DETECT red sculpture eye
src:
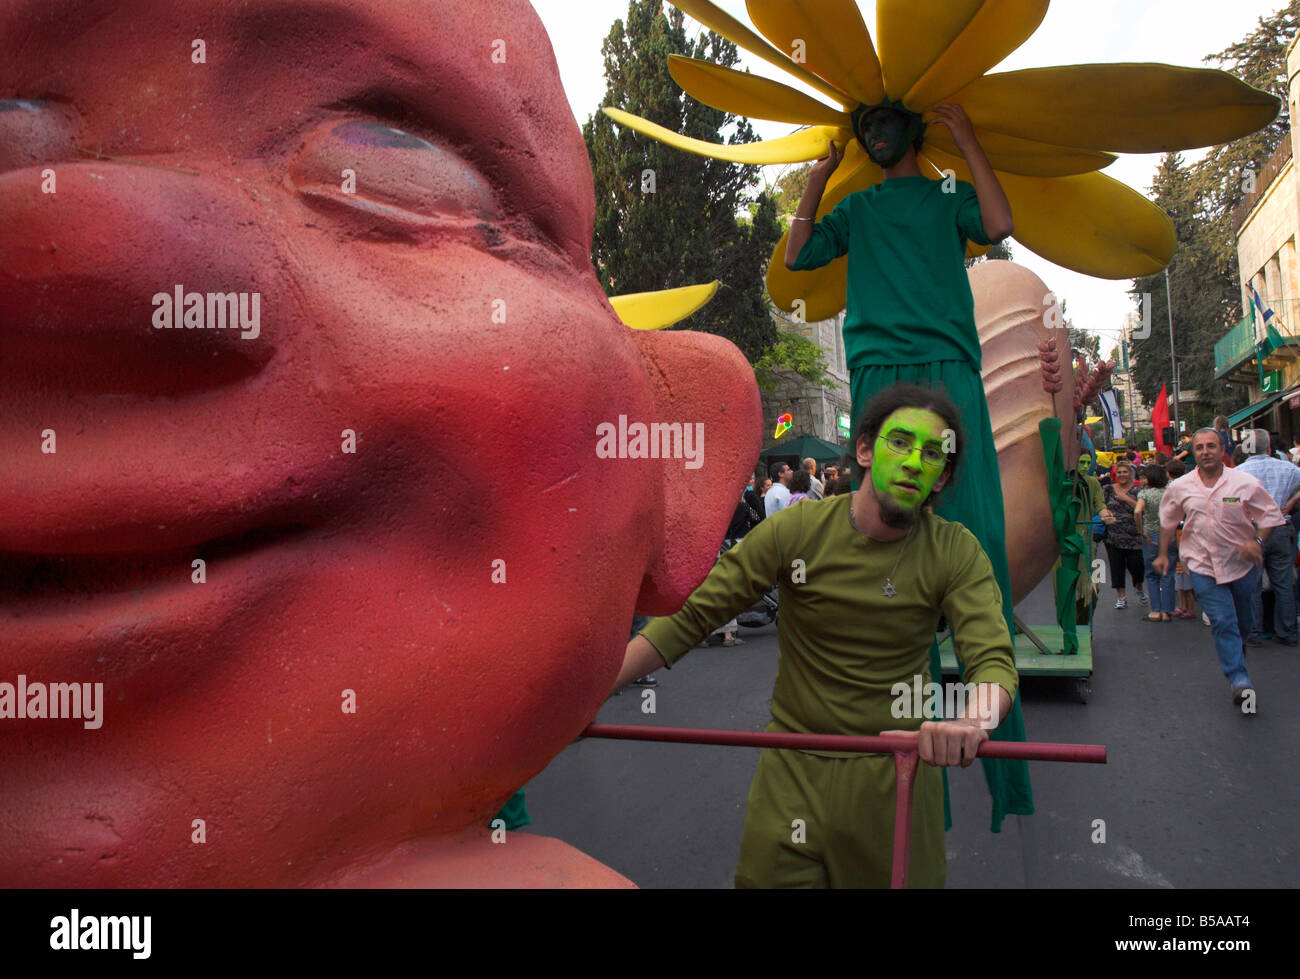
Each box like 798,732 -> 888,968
289,119 -> 500,226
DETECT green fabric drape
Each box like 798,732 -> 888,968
1038,419 -> 1087,655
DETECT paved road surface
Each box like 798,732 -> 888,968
524,574 -> 1299,887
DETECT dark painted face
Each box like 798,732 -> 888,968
858,108 -> 912,168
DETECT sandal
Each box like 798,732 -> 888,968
724,636 -> 745,647
1142,613 -> 1165,623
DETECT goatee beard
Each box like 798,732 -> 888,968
872,481 -> 917,529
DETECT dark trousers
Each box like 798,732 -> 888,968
1105,542 -> 1144,591
1250,524 -> 1298,641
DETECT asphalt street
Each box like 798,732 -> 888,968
524,573 -> 1299,888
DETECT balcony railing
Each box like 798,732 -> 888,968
1214,314 -> 1258,378
1231,138 -> 1293,233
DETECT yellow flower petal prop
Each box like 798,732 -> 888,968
767,236 -> 850,322
745,0 -> 884,106
822,136 -> 874,195
603,107 -> 848,164
610,281 -> 720,330
948,64 -> 1280,152
921,146 -> 1176,278
879,0 -> 1049,110
922,124 -> 1115,177
668,0 -> 853,108
667,55 -> 849,127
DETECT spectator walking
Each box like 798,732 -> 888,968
1154,428 -> 1286,711
765,462 -> 793,518
1162,460 -> 1196,619
1100,460 -> 1145,609
1236,429 -> 1300,646
1134,465 -> 1173,622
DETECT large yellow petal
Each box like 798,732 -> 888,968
766,233 -> 849,322
668,0 -> 853,107
766,149 -> 884,318
921,146 -> 1176,278
610,282 -> 720,330
878,0 -> 982,99
603,107 -> 849,163
948,64 -> 1280,152
882,0 -> 1049,109
922,124 -> 1115,177
745,0 -> 884,106
668,55 -> 849,127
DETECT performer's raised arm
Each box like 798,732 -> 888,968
784,140 -> 843,269
931,104 -> 1013,242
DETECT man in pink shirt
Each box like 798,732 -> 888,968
1154,428 -> 1284,712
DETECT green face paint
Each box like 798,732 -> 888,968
871,408 -> 948,511
1078,454 -> 1093,474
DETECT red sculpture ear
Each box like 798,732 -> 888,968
627,329 -> 762,615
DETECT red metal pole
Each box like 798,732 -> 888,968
582,723 -> 1107,764
581,723 -> 1107,888
891,749 -> 919,889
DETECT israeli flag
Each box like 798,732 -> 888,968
1099,388 -> 1124,440
1250,283 -> 1276,329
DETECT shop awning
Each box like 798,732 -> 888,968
1228,388 -> 1291,427
759,433 -> 847,464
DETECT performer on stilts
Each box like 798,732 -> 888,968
785,102 -> 1033,832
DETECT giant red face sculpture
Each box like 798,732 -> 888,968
0,0 -> 760,886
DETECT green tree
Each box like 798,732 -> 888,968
752,329 -> 834,393
772,163 -> 810,219
1193,0 -> 1297,239
1130,153 -> 1244,418
583,0 -> 783,362
964,238 -> 1013,268
1067,327 -> 1101,362
1128,3 -> 1297,420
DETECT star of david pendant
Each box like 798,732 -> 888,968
882,579 -> 897,599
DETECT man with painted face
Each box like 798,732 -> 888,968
613,384 -> 1017,887
782,100 -> 1030,834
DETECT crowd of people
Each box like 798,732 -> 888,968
1087,424 -> 1300,709
715,415 -> 1300,715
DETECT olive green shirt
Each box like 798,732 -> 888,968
639,494 -> 1017,747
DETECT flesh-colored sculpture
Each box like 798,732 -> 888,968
969,260 -> 1076,605
0,0 -> 761,886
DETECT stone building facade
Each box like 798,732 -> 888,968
763,307 -> 852,457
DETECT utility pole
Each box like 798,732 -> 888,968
1165,268 -> 1181,436
1124,336 -> 1137,439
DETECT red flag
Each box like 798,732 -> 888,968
1151,383 -> 1170,454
